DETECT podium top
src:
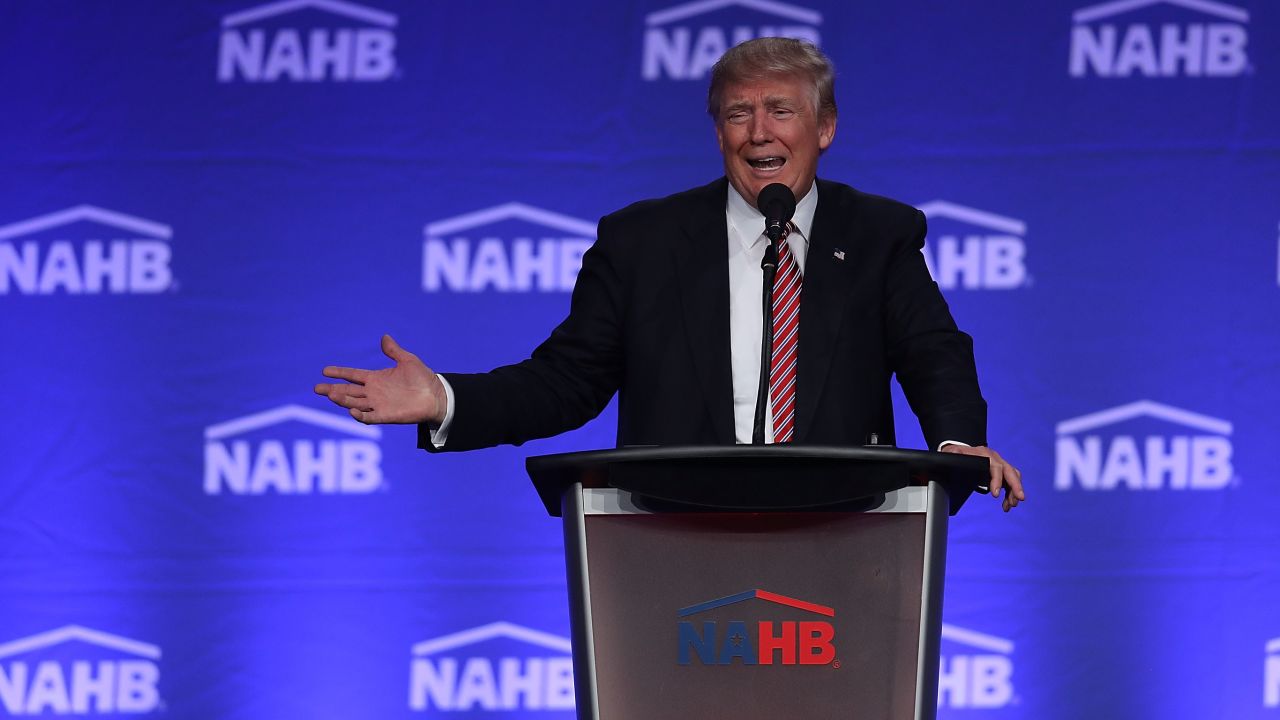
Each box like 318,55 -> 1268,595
525,445 -> 990,517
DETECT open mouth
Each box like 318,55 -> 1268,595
748,157 -> 786,170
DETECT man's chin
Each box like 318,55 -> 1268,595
731,175 -> 793,206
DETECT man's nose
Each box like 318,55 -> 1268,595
748,115 -> 773,144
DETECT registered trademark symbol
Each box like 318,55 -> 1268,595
832,659 -> 841,669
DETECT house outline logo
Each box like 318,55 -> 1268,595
641,0 -> 823,81
0,205 -> 174,295
1069,0 -> 1251,78
203,403 -> 384,495
940,624 -> 1014,655
677,589 -> 838,667
409,622 -> 576,712
645,0 -> 823,27
917,200 -> 1028,290
0,206 -> 172,243
677,588 -> 835,618
1055,400 -> 1235,491
0,626 -> 161,661
221,0 -> 398,29
411,622 -> 573,658
204,403 -> 381,442
0,626 -> 163,715
218,0 -> 399,82
938,624 -> 1016,709
1056,399 -> 1232,436
422,203 -> 598,293
917,201 -> 1026,236
425,203 -> 597,240
1072,0 -> 1249,24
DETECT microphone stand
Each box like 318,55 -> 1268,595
752,239 -> 779,445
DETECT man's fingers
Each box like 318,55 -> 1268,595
350,407 -> 386,424
1006,466 -> 1027,501
1001,466 -> 1024,511
322,366 -> 369,384
321,387 -> 372,411
314,382 -> 366,398
942,444 -> 1024,508
381,334 -> 415,363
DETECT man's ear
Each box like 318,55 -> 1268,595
818,113 -> 836,151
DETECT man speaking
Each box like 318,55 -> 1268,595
315,38 -> 1025,511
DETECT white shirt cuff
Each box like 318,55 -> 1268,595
428,375 -> 456,449
937,440 -> 970,452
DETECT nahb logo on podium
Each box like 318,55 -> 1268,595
1266,636 -> 1280,708
0,626 -> 162,716
939,624 -> 1016,710
218,0 -> 398,83
423,203 -> 595,293
0,205 -> 174,296
642,0 -> 822,81
203,403 -> 383,495
1055,400 -> 1235,491
919,201 -> 1028,291
409,622 -> 575,713
677,589 -> 837,666
1069,0 -> 1250,78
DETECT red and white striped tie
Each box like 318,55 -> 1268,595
770,223 -> 801,443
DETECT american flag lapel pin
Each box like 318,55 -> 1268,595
833,249 -> 846,261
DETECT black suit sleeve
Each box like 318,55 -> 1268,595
883,209 -> 987,450
417,216 -> 628,452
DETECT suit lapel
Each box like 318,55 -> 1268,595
672,179 -> 736,444
795,180 -> 853,443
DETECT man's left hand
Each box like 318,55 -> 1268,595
941,445 -> 1025,512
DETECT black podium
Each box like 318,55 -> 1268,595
526,445 -> 988,720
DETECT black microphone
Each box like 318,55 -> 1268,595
756,183 -> 796,243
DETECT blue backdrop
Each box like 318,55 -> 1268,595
2,0 -> 1278,717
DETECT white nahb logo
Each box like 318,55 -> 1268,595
0,205 -> 174,295
0,626 -> 162,716
1055,400 -> 1234,491
642,0 -> 822,81
204,403 -> 383,495
410,622 -> 575,713
423,203 -> 595,293
919,201 -> 1028,290
218,0 -> 398,82
1069,0 -> 1250,78
938,624 -> 1016,710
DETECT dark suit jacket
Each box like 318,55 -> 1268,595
421,178 -> 986,452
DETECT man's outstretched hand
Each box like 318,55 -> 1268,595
941,444 -> 1025,512
314,335 -> 447,425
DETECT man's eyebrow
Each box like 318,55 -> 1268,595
722,99 -> 753,112
763,94 -> 799,108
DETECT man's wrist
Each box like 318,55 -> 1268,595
428,374 -> 456,448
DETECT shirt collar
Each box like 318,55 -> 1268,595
726,180 -> 818,251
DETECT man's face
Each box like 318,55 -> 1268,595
714,74 -> 836,208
